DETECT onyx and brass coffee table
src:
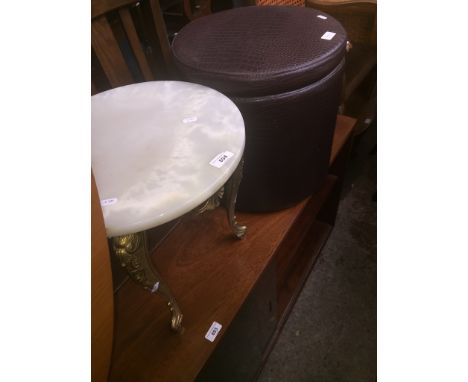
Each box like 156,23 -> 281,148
92,81 -> 246,332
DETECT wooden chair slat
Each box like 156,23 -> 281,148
92,0 -> 139,18
148,0 -> 173,70
92,15 -> 134,88
119,7 -> 155,81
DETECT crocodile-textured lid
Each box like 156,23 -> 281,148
172,6 -> 347,96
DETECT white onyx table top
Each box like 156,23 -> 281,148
92,81 -> 245,238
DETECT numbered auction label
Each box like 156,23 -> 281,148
182,116 -> 198,123
321,31 -> 336,40
100,198 -> 118,207
209,151 -> 234,168
205,321 -> 222,342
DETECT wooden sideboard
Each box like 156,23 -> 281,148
95,115 -> 356,382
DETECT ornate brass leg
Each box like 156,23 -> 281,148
196,187 -> 224,214
224,159 -> 247,239
112,232 -> 183,332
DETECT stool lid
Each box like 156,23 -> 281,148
172,6 -> 347,97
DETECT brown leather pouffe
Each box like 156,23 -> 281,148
172,6 -> 347,212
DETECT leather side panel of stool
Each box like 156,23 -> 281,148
234,58 -> 345,212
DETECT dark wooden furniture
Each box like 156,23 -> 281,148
306,0 -> 377,134
91,0 -> 174,95
182,0 -> 212,19
306,0 -> 377,83
306,0 -> 376,45
106,115 -> 356,382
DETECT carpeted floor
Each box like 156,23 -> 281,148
258,123 -> 377,382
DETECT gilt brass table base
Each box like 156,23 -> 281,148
112,231 -> 184,332
196,159 -> 247,239
111,160 -> 246,333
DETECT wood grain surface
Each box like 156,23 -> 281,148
91,0 -> 173,94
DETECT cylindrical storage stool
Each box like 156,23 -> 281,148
172,6 -> 347,212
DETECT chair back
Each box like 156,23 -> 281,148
92,0 -> 173,94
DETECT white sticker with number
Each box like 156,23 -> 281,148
317,15 -> 327,19
321,31 -> 336,40
205,321 -> 222,342
182,116 -> 198,123
101,198 -> 118,207
209,151 -> 234,168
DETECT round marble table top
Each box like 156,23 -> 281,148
92,81 -> 245,237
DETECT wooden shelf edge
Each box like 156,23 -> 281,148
330,115 -> 356,167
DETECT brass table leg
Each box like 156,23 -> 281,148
224,159 -> 247,239
194,159 -> 246,239
111,232 -> 183,332
197,187 -> 225,214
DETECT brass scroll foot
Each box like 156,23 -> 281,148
111,232 -> 184,333
224,159 -> 247,239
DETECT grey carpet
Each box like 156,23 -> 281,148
258,126 -> 377,382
